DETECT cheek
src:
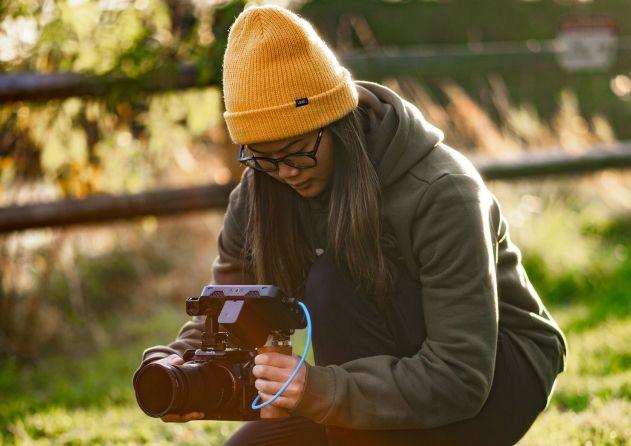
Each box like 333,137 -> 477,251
319,148 -> 334,180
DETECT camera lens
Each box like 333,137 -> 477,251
134,361 -> 236,417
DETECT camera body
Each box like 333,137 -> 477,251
133,285 -> 306,421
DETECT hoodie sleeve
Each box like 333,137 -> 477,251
134,178 -> 255,370
291,173 -> 499,429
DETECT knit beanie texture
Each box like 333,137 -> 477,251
222,5 -> 358,144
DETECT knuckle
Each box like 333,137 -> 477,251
255,354 -> 269,365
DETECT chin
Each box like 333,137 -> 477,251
296,188 -> 317,198
295,183 -> 324,197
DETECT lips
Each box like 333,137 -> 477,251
289,179 -> 309,189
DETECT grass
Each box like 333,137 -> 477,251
515,214 -> 631,445
2,304 -> 630,445
0,305 -> 243,445
517,313 -> 631,445
4,405 -> 242,445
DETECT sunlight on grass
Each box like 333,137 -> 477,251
519,307 -> 631,446
516,307 -> 631,445
550,314 -> 631,413
518,399 -> 630,446
8,405 -> 242,446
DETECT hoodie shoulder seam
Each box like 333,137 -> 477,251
408,170 -> 449,185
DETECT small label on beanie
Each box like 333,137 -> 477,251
295,97 -> 309,107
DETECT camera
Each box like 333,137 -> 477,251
133,285 -> 306,421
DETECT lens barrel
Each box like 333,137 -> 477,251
133,361 -> 236,417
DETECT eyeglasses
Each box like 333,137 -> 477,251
238,128 -> 324,172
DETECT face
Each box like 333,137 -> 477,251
246,128 -> 334,198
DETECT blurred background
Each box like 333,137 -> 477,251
1,0 -> 630,444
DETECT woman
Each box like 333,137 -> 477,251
135,5 -> 568,445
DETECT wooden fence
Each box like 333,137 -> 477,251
2,37 -> 630,233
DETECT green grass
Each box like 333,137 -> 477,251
0,308 -> 245,445
2,306 -> 631,445
0,304 -> 315,445
515,215 -> 631,445
5,406 -> 242,445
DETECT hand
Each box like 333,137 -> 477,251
155,354 -> 205,423
252,352 -> 307,419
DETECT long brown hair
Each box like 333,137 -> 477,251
243,105 -> 394,306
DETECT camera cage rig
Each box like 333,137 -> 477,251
133,284 -> 311,421
184,285 -> 307,359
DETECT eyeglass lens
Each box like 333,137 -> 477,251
245,155 -> 317,171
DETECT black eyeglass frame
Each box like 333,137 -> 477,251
238,127 -> 324,172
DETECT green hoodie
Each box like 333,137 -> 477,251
135,80 -> 568,430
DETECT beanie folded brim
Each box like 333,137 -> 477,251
223,69 -> 358,145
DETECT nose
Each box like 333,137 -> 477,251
277,162 -> 300,179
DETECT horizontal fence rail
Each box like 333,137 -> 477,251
1,143 -> 630,233
344,37 -> 631,78
2,38 -> 631,102
473,142 -> 631,180
0,63 -> 208,102
0,183 -> 236,233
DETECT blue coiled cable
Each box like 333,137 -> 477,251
251,301 -> 311,410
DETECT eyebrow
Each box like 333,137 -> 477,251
249,137 -> 307,155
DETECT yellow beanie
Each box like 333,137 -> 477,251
222,5 -> 358,144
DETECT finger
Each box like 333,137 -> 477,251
258,392 -> 295,410
255,379 -> 301,396
255,352 -> 299,368
252,364 -> 292,381
169,357 -> 184,365
160,412 -> 204,423
181,411 -> 204,421
160,414 -> 181,423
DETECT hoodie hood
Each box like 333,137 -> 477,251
356,81 -> 444,187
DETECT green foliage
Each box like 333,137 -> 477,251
303,0 -> 631,45
0,0 -> 245,199
523,219 -> 631,333
0,235 -> 173,361
75,250 -> 140,313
